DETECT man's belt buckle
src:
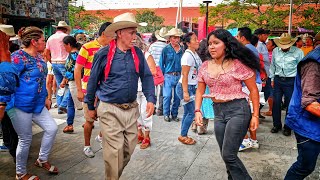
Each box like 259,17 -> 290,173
121,104 -> 130,110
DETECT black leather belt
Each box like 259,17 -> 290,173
167,72 -> 181,76
275,75 -> 295,81
112,101 -> 138,110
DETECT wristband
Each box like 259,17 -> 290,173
194,109 -> 202,115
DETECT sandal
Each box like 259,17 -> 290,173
137,135 -> 144,144
178,136 -> 196,145
140,138 -> 151,149
34,159 -> 58,174
63,125 -> 74,133
16,173 -> 40,180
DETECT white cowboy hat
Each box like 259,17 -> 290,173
164,28 -> 184,38
52,21 -> 71,31
0,24 -> 18,41
104,13 -> 139,34
274,33 -> 297,49
155,27 -> 168,42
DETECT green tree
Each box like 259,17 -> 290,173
135,10 -> 165,33
200,0 -> 320,32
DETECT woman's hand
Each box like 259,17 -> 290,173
195,111 -> 203,126
183,92 -> 190,102
60,83 -> 65,89
45,99 -> 52,110
250,116 -> 259,131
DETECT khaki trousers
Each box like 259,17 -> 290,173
97,101 -> 140,180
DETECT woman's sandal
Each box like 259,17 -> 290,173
34,159 -> 58,174
137,135 -> 144,144
178,136 -> 196,145
16,173 -> 40,180
140,138 -> 151,149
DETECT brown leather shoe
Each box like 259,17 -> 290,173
63,125 -> 74,133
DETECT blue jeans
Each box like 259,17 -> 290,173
285,133 -> 320,180
214,99 -> 252,180
52,64 -> 68,108
272,76 -> 295,129
176,83 -> 196,136
263,78 -> 273,100
67,90 -> 75,125
163,74 -> 180,117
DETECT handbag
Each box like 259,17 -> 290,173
153,66 -> 164,86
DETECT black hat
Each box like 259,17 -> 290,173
98,22 -> 112,36
254,28 -> 270,35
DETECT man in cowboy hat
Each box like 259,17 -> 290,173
148,27 -> 168,116
45,21 -> 71,114
284,31 -> 320,180
85,12 -> 156,180
159,27 -> 184,122
269,33 -> 304,136
301,33 -> 314,56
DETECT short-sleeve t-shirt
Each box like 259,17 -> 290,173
179,49 -> 202,85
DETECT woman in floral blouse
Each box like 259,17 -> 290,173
7,27 -> 58,180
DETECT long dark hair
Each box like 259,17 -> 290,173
196,38 -> 210,62
207,29 -> 260,71
63,36 -> 81,50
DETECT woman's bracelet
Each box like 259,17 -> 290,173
194,109 -> 202,115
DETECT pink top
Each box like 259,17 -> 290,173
197,60 -> 254,101
46,31 -> 69,63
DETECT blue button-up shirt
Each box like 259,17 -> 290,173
0,62 -> 18,103
159,44 -> 183,74
269,46 -> 304,81
85,46 -> 156,110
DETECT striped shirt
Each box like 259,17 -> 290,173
148,41 -> 167,66
76,39 -> 102,93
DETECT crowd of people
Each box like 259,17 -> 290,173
0,12 -> 319,180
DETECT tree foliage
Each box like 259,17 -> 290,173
200,0 -> 320,32
68,2 -> 112,33
135,10 -> 165,33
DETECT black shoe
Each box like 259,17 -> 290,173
153,107 -> 157,115
283,128 -> 292,136
156,110 -> 163,116
172,116 -> 180,122
259,114 -> 266,119
271,126 -> 281,133
58,107 -> 67,114
164,116 -> 171,122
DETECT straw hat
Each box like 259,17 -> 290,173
52,21 -> 71,31
155,27 -> 168,42
164,28 -> 184,38
274,33 -> 297,49
104,13 -> 139,34
0,24 -> 18,41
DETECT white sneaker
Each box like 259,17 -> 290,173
95,135 -> 103,149
239,139 -> 252,152
251,139 -> 259,149
83,146 -> 95,158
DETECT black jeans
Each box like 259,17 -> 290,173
285,133 -> 320,180
272,76 -> 295,129
1,112 -> 18,159
214,98 -> 252,180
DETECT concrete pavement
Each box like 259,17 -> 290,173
1,105 -> 319,180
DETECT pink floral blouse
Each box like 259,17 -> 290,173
197,60 -> 254,101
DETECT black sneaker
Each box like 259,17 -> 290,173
271,126 -> 281,133
283,128 -> 292,136
171,116 -> 180,122
164,116 -> 171,122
